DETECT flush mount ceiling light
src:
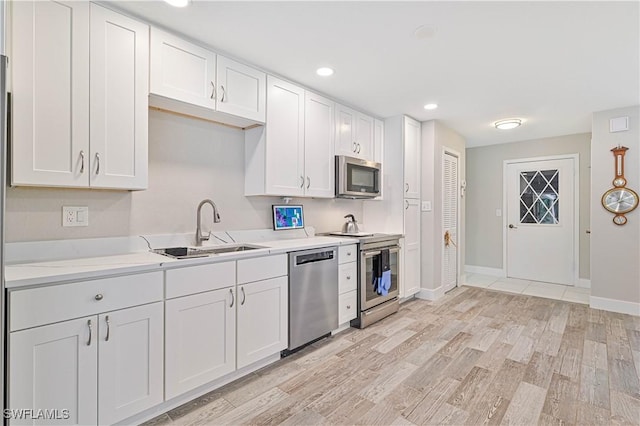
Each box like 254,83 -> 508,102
316,67 -> 334,77
164,0 -> 189,7
423,103 -> 438,110
494,118 -> 522,130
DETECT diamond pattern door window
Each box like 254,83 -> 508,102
520,169 -> 559,224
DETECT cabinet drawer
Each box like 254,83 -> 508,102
338,290 -> 357,324
9,272 -> 163,331
338,245 -> 357,264
237,255 -> 287,284
166,261 -> 235,299
338,262 -> 357,294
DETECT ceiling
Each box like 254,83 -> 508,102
105,1 -> 640,147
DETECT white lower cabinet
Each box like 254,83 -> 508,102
338,291 -> 357,324
237,276 -> 288,369
338,244 -> 358,325
98,303 -> 164,425
9,317 -> 98,426
165,287 -> 236,399
9,302 -> 163,426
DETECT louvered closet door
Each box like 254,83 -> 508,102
442,151 -> 459,293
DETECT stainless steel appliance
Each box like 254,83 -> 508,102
342,214 -> 360,234
1,48 -> 8,413
327,233 -> 402,328
335,155 -> 381,199
285,246 -> 338,354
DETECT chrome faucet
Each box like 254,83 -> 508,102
196,199 -> 221,246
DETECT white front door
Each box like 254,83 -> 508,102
442,151 -> 459,293
506,157 -> 576,285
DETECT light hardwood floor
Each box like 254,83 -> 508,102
144,286 -> 640,425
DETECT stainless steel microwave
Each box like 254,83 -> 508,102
335,155 -> 381,199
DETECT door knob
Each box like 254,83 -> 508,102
508,224 -> 517,229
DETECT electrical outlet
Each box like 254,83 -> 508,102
62,206 -> 89,227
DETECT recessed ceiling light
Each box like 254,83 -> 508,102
424,103 -> 438,110
316,67 -> 334,77
494,118 -> 522,130
164,0 -> 189,7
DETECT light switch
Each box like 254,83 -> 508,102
63,206 -> 89,227
422,201 -> 432,212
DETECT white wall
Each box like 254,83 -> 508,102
5,109 -> 363,242
420,120 -> 466,293
590,105 -> 640,314
465,133 -> 591,278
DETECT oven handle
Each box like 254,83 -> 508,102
362,246 -> 400,257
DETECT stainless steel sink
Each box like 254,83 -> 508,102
152,244 -> 266,259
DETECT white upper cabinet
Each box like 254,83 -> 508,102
404,117 -> 421,199
10,1 -> 149,190
150,28 -> 216,110
335,103 -> 374,161
216,55 -> 266,123
263,76 -> 305,196
11,0 -> 90,187
89,4 -> 149,190
149,29 -> 266,126
304,91 -> 335,198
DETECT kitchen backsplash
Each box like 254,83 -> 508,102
5,109 -> 363,242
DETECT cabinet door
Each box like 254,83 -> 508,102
356,113 -> 374,161
237,276 -> 288,369
335,104 -> 357,157
150,28 -> 216,110
403,199 -> 421,297
304,92 -> 335,198
9,316 -> 98,425
216,55 -> 266,123
373,119 -> 384,164
404,117 -> 421,199
89,4 -> 149,190
98,303 -> 163,425
165,288 -> 236,399
264,76 -> 305,196
11,0 -> 90,187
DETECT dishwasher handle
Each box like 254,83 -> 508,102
294,249 -> 335,266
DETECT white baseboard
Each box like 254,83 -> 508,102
577,278 -> 591,289
590,296 -> 640,317
416,286 -> 444,301
464,265 -> 505,277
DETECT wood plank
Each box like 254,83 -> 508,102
177,396 -> 235,425
609,358 -> 640,399
467,326 -> 502,351
578,364 -> 610,410
500,382 -> 547,425
487,358 -> 527,400
523,351 -> 555,389
404,339 -> 448,367
443,347 -> 485,381
542,373 -> 579,424
402,353 -> 453,392
575,402 -> 611,425
610,390 -> 640,425
324,394 -> 375,424
465,391 -> 510,425
585,322 -> 607,344
405,377 -> 460,425
535,330 -> 563,357
373,329 -> 417,354
582,339 -> 608,371
199,388 -> 288,426
358,361 -> 418,404
507,335 -> 536,364
437,331 -> 473,358
446,366 -> 494,410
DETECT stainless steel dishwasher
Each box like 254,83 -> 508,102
285,246 -> 338,354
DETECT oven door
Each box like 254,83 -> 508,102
361,246 -> 399,310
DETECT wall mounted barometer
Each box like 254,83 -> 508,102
601,146 -> 638,225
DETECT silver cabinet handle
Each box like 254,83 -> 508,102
210,81 -> 216,100
346,275 -> 351,280
220,85 -> 226,102
95,153 -> 100,175
105,315 -> 110,342
300,176 -> 304,188
241,287 -> 246,305
87,319 -> 93,346
352,142 -> 357,152
405,200 -> 410,210
346,251 -> 351,256
229,288 -> 234,308
80,150 -> 85,173
405,183 -> 409,192
356,143 -> 361,154
306,177 -> 311,189
95,294 -> 103,301
346,305 -> 351,309
508,224 -> 518,229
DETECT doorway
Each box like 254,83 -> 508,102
504,156 -> 579,285
442,149 -> 459,293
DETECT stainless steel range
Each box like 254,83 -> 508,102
329,232 -> 402,328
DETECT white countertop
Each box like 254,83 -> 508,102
5,236 -> 357,289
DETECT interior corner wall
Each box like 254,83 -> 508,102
420,120 -> 466,293
465,133 -> 591,279
591,106 -> 640,310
